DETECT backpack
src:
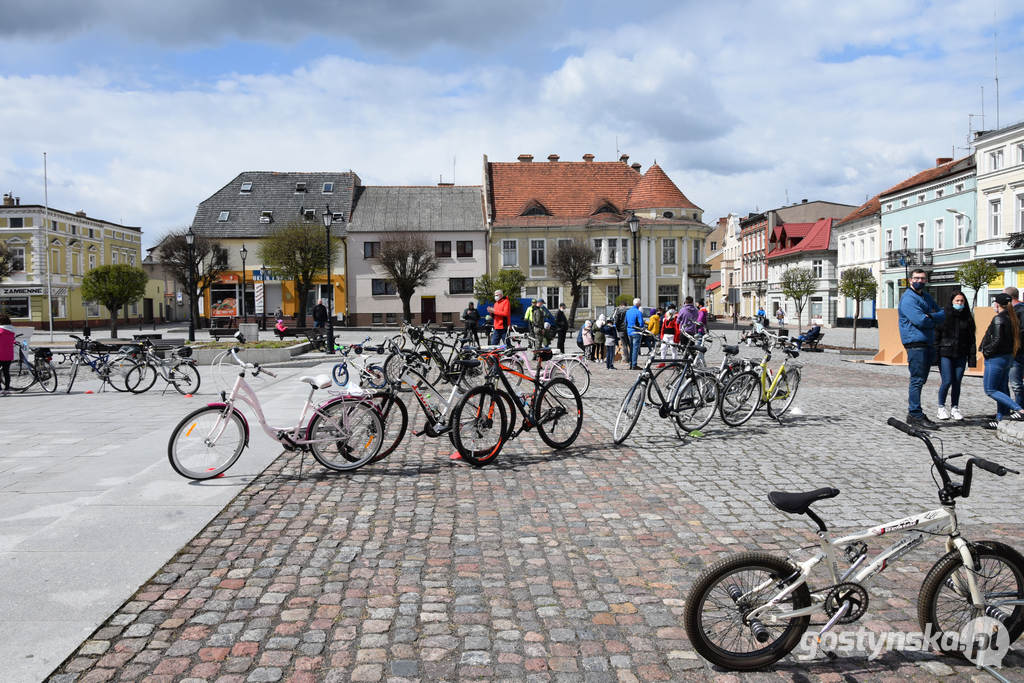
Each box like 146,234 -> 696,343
576,327 -> 584,345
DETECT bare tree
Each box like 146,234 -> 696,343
259,221 -> 337,327
550,240 -> 597,326
157,230 -> 228,329
780,266 -> 817,330
0,241 -> 14,282
378,233 -> 439,323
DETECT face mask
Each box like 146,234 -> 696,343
910,281 -> 924,291
952,304 -> 964,311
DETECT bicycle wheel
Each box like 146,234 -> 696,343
105,358 -> 138,392
36,360 -> 59,393
307,399 -> 384,471
550,359 -> 590,397
452,386 -> 508,466
370,392 -> 409,462
364,364 -> 387,389
170,362 -> 201,395
331,362 -> 349,386
767,368 -> 800,418
126,362 -> 159,394
9,356 -> 35,391
648,363 -> 682,405
503,357 -> 527,389
673,374 -> 720,433
168,406 -> 246,480
383,351 -> 407,387
719,371 -> 762,427
918,541 -> 1024,660
65,358 -> 80,393
534,378 -> 583,449
613,378 -> 647,445
684,552 -> 811,671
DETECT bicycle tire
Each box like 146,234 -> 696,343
452,385 -> 508,467
170,362 -> 201,395
105,358 -> 137,392
533,378 -> 583,449
648,363 -> 682,405
613,378 -> 647,445
673,374 -> 720,433
307,399 -> 384,471
331,362 -> 349,387
504,357 -> 527,389
9,356 -> 35,392
917,541 -> 1024,659
551,359 -> 590,397
370,392 -> 409,462
684,551 -> 811,671
37,360 -> 59,393
767,368 -> 800,418
126,362 -> 159,394
383,351 -> 406,388
65,358 -> 80,393
365,364 -> 387,389
168,405 -> 246,480
719,371 -> 761,427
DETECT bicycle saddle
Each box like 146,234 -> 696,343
768,487 -> 840,515
453,358 -> 481,368
300,374 -> 333,389
722,344 -> 739,356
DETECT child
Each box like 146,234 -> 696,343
593,315 -> 606,361
582,320 -> 594,361
602,316 -> 618,369
0,313 -> 15,396
275,318 -> 287,337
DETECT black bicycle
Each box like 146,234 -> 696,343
8,335 -> 58,393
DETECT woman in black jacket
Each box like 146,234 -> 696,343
980,293 -> 1024,428
934,291 -> 975,421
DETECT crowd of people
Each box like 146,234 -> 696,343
899,268 -> 1024,430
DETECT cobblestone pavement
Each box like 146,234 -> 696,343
47,344 -> 1024,682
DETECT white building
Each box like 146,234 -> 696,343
834,196 -> 882,320
974,120 -> 1024,298
766,217 -> 838,328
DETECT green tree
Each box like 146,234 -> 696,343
474,269 -> 527,317
80,264 -> 148,338
615,293 -> 633,307
377,233 -> 440,324
838,266 -> 878,349
259,221 -> 338,327
0,241 -> 14,282
780,266 -> 817,329
550,240 -> 597,327
156,230 -> 228,329
956,258 -> 1000,308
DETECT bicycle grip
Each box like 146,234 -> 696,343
886,416 -> 918,436
972,457 -> 1015,476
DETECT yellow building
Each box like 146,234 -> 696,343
0,193 -> 144,328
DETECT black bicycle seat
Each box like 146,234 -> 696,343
722,344 -> 739,356
768,487 -> 840,515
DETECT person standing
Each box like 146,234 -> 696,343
488,290 -> 510,345
645,308 -> 661,356
625,298 -> 645,369
678,297 -> 700,339
613,302 -> 629,364
312,299 -> 328,328
462,301 -> 480,346
1004,286 -> 1024,407
0,313 -> 15,396
601,315 -> 618,369
898,269 -> 945,428
592,315 -> 605,361
581,319 -> 594,361
775,307 -> 785,329
660,309 -> 678,360
980,293 -> 1024,428
555,303 -> 568,353
934,291 -> 975,421
527,299 -> 547,348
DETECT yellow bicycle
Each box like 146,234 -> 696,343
718,332 -> 801,426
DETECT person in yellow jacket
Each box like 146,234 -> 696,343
643,308 -> 661,356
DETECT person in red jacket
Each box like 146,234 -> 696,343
660,309 -> 679,359
0,313 -> 15,395
487,289 -> 511,345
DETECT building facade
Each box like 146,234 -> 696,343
834,196 -> 881,319
974,120 -> 1024,300
0,193 -> 144,328
485,154 -> 710,318
767,218 -> 839,327
718,214 -> 742,317
346,185 -> 487,326
703,218 -> 726,314
739,212 -> 767,317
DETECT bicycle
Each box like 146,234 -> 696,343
718,331 -> 801,426
167,338 -> 383,479
8,336 -> 58,393
684,417 -> 1024,673
64,334 -> 141,393
331,337 -> 386,389
125,340 -> 201,395
500,330 -> 591,397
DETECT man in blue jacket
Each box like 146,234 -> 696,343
625,298 -> 646,369
898,269 -> 945,428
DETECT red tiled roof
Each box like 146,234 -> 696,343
878,156 -> 975,198
705,280 -> 721,291
767,218 -> 833,259
769,221 -> 813,245
626,163 -> 700,211
836,195 -> 880,225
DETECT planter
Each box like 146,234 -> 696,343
189,341 -> 311,365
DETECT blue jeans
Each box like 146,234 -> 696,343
606,344 -> 615,369
906,346 -> 933,417
629,334 -> 641,368
490,328 -> 506,346
938,355 -> 967,408
983,354 -> 1023,420
1009,357 -> 1024,407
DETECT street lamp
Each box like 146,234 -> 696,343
627,213 -> 640,300
239,243 -> 248,323
945,208 -> 972,244
322,205 -> 337,355
185,227 -> 196,342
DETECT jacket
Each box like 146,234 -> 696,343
312,304 -> 328,323
898,287 -> 945,346
980,312 -> 1018,359
462,307 -> 480,327
0,324 -> 15,362
555,310 -> 568,331
624,306 -> 645,336
1015,303 -> 1024,361
661,316 -> 678,341
646,314 -> 660,336
934,307 -> 976,359
602,322 -> 618,343
678,304 -> 699,335
491,297 -> 510,330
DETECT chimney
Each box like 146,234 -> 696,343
801,199 -> 808,204
619,154 -> 629,163
631,162 -> 642,171
547,154 -> 559,162
437,182 -> 454,187
15,196 -> 20,206
935,157 -> 953,166
76,210 -> 86,217
517,154 -> 534,163
2,193 -> 11,207
582,153 -> 595,162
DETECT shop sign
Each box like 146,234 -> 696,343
992,255 -> 1024,268
928,271 -> 958,283
217,273 -> 239,284
0,286 -> 45,296
990,273 -> 1005,289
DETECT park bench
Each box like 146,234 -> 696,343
208,328 -> 238,341
803,330 -> 825,351
274,326 -> 329,351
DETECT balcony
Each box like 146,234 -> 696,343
687,263 -> 711,278
886,248 -> 933,269
1008,232 -> 1024,250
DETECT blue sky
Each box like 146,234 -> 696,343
1,0 -> 1022,248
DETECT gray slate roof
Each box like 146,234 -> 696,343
191,171 -> 359,238
346,186 -> 485,233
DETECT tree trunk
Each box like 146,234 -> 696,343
568,286 -> 580,328
109,306 -> 119,339
853,299 -> 860,350
401,295 -> 413,325
296,284 -> 308,327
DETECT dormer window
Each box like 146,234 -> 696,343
322,182 -> 334,193
295,182 -> 307,193
218,211 -> 230,222
663,211 -> 674,218
260,210 -> 273,224
519,199 -> 551,217
591,202 -> 618,215
240,181 -> 253,193
303,209 -> 316,220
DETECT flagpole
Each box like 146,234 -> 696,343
45,152 -> 54,341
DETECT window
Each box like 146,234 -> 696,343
710,241 -> 717,251
110,251 -> 117,265
935,218 -> 944,250
70,225 -> 76,235
620,239 -> 629,265
0,297 -> 30,318
658,285 -> 679,308
260,210 -> 273,223
662,238 -> 676,265
322,182 -> 334,193
556,238 -> 573,251
456,240 -> 473,257
372,313 -> 383,324
217,211 -> 229,222
530,239 -> 545,266
692,240 -> 702,264
901,226 -> 908,249
85,300 -> 101,317
240,181 -> 253,193
501,239 -> 517,266
10,247 -> 25,271
128,253 -> 136,266
858,239 -> 865,260
9,217 -> 23,228
955,214 -> 966,246
1018,143 -> 1024,164
371,279 -> 397,295
577,286 -> 590,309
523,286 -> 539,299
386,312 -> 397,325
363,241 -> 380,259
812,260 -> 823,278
72,251 -> 82,275
89,253 -> 96,270
991,199 -> 1001,236
607,285 -> 620,305
303,209 -> 316,220
917,222 -> 925,248
989,149 -> 1004,171
295,182 -> 307,193
607,239 -> 617,264
870,235 -> 876,257
1018,195 -> 1024,232
810,297 -> 823,319
434,241 -> 451,258
449,277 -> 474,295
545,287 -> 560,309
88,228 -> 94,238
441,312 -> 453,323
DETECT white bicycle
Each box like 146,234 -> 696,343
684,417 -> 1024,675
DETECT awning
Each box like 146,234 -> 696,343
705,280 -> 721,291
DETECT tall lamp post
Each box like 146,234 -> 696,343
239,243 -> 248,323
627,213 -> 640,300
185,227 -> 196,342
322,205 -> 337,355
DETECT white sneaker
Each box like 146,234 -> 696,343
950,407 -> 963,421
936,406 -> 950,420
